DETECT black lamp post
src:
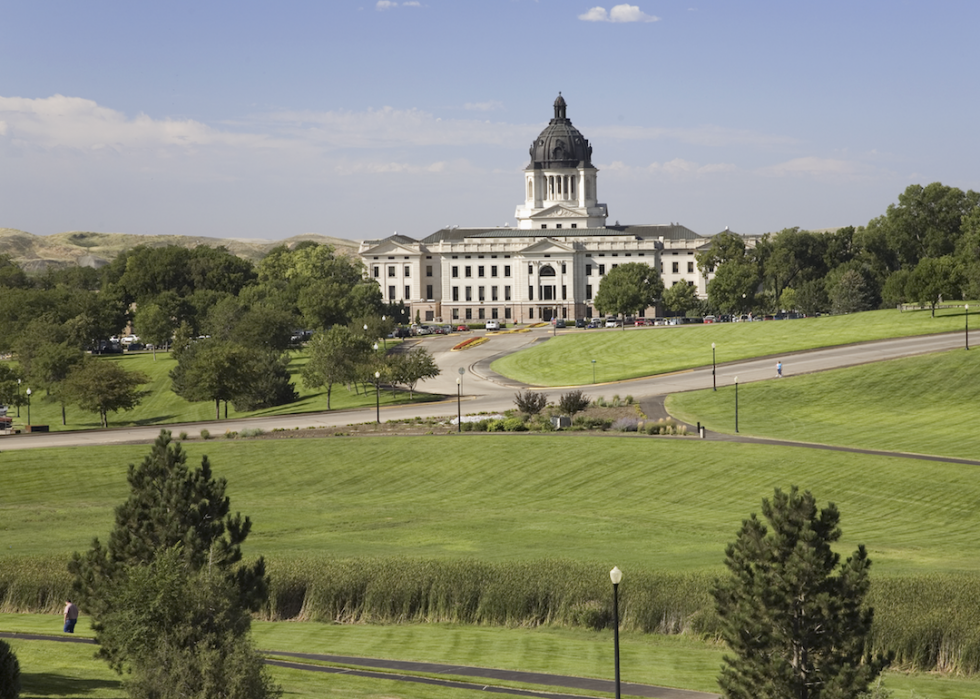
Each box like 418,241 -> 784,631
712,342 -> 717,391
456,377 -> 462,432
26,387 -> 32,427
966,304 -> 970,351
734,376 -> 739,433
374,371 -> 380,424
17,378 -> 21,417
592,359 -> 596,384
610,566 -> 623,699
381,315 -> 388,350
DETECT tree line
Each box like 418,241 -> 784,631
0,240 -> 437,426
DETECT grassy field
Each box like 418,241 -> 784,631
667,346 -> 980,459
4,615 -> 980,699
3,347 -> 435,432
3,437 -> 980,575
491,306 -> 973,385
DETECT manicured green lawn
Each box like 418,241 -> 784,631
4,436 -> 980,575
667,347 -> 980,460
5,615 -> 980,699
491,307 -> 973,385
4,348 -> 436,432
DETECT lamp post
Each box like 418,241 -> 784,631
456,377 -> 462,432
592,359 -> 596,384
734,376 -> 739,433
26,387 -> 32,427
17,378 -> 21,417
610,566 -> 623,699
381,315 -> 387,350
711,342 -> 717,391
966,304 -> 970,351
374,371 -> 380,424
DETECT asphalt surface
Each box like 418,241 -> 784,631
0,632 -> 718,698
0,325 -> 973,452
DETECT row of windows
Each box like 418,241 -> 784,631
451,286 -> 513,302
451,307 -> 511,321
378,259 -> 695,282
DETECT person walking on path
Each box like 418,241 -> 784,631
63,599 -> 78,633
776,361 -> 783,378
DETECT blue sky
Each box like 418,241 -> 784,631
2,1 -> 978,241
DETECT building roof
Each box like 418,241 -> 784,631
526,93 -> 594,170
420,223 -> 705,244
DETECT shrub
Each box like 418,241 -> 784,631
0,639 -> 21,699
239,427 -> 264,439
199,429 -> 211,440
573,415 -> 612,430
486,419 -> 506,432
178,431 -> 188,441
644,418 -> 688,435
502,417 -> 528,432
514,390 -> 548,415
612,417 -> 639,432
624,395 -> 634,405
224,430 -> 238,439
558,390 -> 590,415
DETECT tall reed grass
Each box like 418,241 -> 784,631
5,556 -> 980,674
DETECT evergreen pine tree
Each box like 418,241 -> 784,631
713,486 -> 889,699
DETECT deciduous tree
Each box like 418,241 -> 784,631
714,486 -> 888,699
62,358 -> 149,428
593,262 -> 663,324
301,326 -> 372,409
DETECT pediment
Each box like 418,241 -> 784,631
529,204 -> 586,219
360,239 -> 422,257
517,237 -> 576,255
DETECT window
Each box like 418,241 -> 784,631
426,265 -> 433,277
404,266 -> 410,277
529,308 -> 534,319
492,286 -> 498,301
491,265 -> 498,277
404,285 -> 410,298
688,261 -> 695,274
528,264 -> 533,275
541,224 -> 547,229
452,308 -> 459,320
504,285 -> 511,301
491,308 -> 499,319
556,224 -> 562,229
478,286 -> 485,302
478,308 -> 485,320
452,266 -> 459,278
672,262 -> 679,274
612,264 -> 618,269
373,266 -> 379,278
465,287 -> 472,301
571,223 -> 577,229
388,285 -> 395,300
504,265 -> 511,277
465,308 -> 472,320
452,287 -> 459,301
388,266 -> 396,277
528,286 -> 534,300
426,284 -> 433,300
425,311 -> 434,321
562,285 -> 567,300
586,263 -> 592,276
561,263 -> 566,274
586,284 -> 592,300
599,264 -> 605,275
465,266 -> 472,278
505,308 -> 512,319
478,265 -> 485,277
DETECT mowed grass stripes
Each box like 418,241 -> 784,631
2,436 -> 979,575
491,307 -> 972,385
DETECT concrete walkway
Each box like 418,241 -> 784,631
0,632 -> 718,698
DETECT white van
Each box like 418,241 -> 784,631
485,320 -> 501,331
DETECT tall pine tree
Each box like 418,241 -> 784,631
713,487 -> 889,699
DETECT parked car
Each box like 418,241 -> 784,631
553,318 -> 566,328
456,324 -> 469,331
605,318 -> 619,328
575,318 -> 586,328
416,326 -> 432,336
587,320 -> 600,329
485,320 -> 501,331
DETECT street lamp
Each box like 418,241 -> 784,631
734,376 -> 739,433
456,377 -> 462,432
610,566 -> 623,699
17,378 -> 21,418
374,371 -> 381,424
25,387 -> 32,427
381,315 -> 387,350
712,342 -> 717,391
592,359 -> 597,384
966,304 -> 970,351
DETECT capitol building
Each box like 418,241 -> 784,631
359,94 -> 723,324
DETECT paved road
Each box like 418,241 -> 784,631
0,327 -> 972,452
0,632 -> 717,698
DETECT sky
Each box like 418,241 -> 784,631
2,0 -> 979,242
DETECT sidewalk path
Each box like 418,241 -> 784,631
0,632 -> 717,698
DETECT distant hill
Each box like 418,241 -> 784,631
0,228 -> 361,273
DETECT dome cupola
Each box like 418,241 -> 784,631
527,93 -> 593,169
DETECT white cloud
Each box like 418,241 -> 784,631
579,4 -> 659,23
602,158 -> 736,178
592,123 -> 798,148
376,1 -> 398,9
760,156 -> 876,179
463,101 -> 504,112
334,158 -> 476,175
